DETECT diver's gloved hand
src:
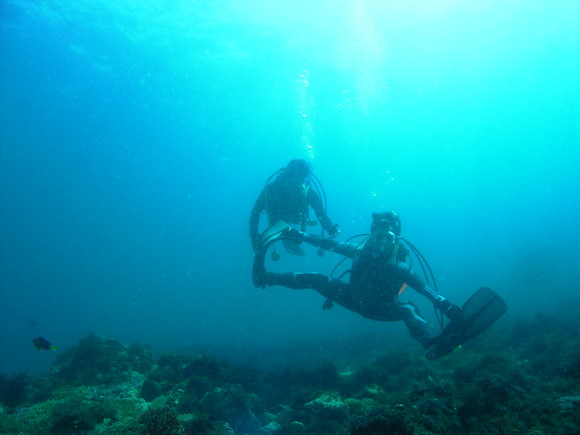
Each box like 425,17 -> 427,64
283,228 -> 305,244
328,224 -> 340,238
435,298 -> 463,322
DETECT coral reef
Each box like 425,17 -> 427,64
51,334 -> 154,386
0,312 -> 578,434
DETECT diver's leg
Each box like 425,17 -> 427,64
264,272 -> 357,310
253,246 -> 350,305
252,249 -> 268,288
393,302 -> 437,349
264,272 -> 330,290
253,239 -> 330,291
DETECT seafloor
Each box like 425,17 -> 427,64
1,312 -> 578,435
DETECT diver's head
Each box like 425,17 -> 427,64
371,211 -> 401,237
284,159 -> 311,182
369,211 -> 401,264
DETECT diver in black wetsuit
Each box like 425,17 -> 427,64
253,211 -> 462,352
249,159 -> 339,255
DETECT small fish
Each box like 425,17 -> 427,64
32,337 -> 57,351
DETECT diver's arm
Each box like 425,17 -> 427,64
286,229 -> 357,257
308,189 -> 339,237
405,267 -> 462,320
249,191 -> 266,251
405,268 -> 443,303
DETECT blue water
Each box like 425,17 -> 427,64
1,0 -> 579,375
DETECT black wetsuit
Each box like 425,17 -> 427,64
250,175 -> 335,249
263,235 -> 443,348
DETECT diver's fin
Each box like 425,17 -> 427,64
425,287 -> 507,360
253,221 -> 291,288
460,287 -> 508,338
259,220 -> 292,249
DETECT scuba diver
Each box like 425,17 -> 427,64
250,159 -> 340,256
252,211 -> 467,358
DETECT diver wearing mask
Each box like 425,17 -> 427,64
253,211 -> 462,352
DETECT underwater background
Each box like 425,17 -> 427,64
1,1 -> 579,433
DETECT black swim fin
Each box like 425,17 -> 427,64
258,221 -> 292,250
253,221 -> 292,288
425,287 -> 507,360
